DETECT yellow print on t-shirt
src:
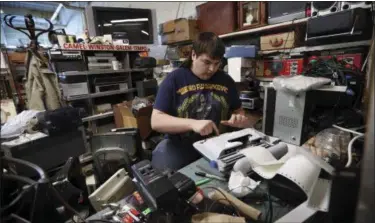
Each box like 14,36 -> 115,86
177,84 -> 228,95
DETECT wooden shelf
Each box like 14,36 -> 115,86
258,40 -> 371,55
219,18 -> 308,39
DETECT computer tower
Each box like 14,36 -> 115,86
262,86 -> 355,145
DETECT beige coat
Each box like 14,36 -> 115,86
25,50 -> 62,111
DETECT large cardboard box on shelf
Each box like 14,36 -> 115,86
161,19 -> 199,45
113,96 -> 154,140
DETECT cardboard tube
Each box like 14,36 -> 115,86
208,188 -> 261,220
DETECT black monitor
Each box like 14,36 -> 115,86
92,7 -> 154,44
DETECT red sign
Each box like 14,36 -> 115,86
62,43 -> 149,52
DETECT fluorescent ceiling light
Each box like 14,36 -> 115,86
141,30 -> 149,36
50,3 -> 63,23
103,23 -> 112,27
0,9 -> 4,14
111,18 -> 148,23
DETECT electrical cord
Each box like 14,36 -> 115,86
345,135 -> 364,168
332,124 -> 364,136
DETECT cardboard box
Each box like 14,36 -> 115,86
161,19 -> 199,45
261,31 -> 299,51
113,98 -> 154,140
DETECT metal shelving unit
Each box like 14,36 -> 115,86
60,68 -> 149,76
57,48 -> 150,134
65,88 -> 137,101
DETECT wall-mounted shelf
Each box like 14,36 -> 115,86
258,40 -> 371,55
219,18 -> 308,39
66,88 -> 136,101
82,111 -> 114,122
60,68 -> 149,76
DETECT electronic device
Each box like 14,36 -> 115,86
262,85 -> 357,146
169,172 -> 197,200
59,74 -> 89,98
88,62 -> 113,70
93,7 -> 153,44
268,2 -> 308,24
94,76 -> 128,92
89,168 -> 136,211
239,91 -> 261,110
87,56 -> 117,63
90,128 -> 141,162
48,50 -> 87,72
193,128 -> 282,174
341,1 -> 372,11
1,130 -> 87,177
306,7 -> 372,46
133,57 -> 156,68
311,1 -> 341,17
136,79 -> 158,97
112,32 -> 130,45
92,147 -> 133,184
131,160 -> 179,211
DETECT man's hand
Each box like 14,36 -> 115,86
190,120 -> 220,136
221,114 -> 249,128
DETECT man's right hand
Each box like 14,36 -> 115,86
190,120 -> 220,136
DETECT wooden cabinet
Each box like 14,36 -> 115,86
197,2 -> 237,36
238,2 -> 267,30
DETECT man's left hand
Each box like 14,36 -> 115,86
221,114 -> 249,128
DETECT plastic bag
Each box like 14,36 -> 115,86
1,110 -> 42,139
273,75 -> 331,94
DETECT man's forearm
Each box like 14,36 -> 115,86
151,110 -> 194,134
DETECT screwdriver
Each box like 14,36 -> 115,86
195,171 -> 227,181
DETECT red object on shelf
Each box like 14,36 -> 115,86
257,58 -> 304,77
308,53 -> 363,70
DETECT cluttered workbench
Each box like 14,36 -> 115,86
178,158 -> 294,223
86,127 -> 337,223
86,157 -> 293,223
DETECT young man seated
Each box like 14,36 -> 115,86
151,32 -> 250,171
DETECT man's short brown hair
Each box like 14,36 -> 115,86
192,32 -> 225,60
181,32 -> 225,68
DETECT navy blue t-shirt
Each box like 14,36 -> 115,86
154,67 -> 241,143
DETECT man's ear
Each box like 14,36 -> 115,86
191,50 -> 197,60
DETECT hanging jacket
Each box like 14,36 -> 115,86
25,50 -> 62,111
